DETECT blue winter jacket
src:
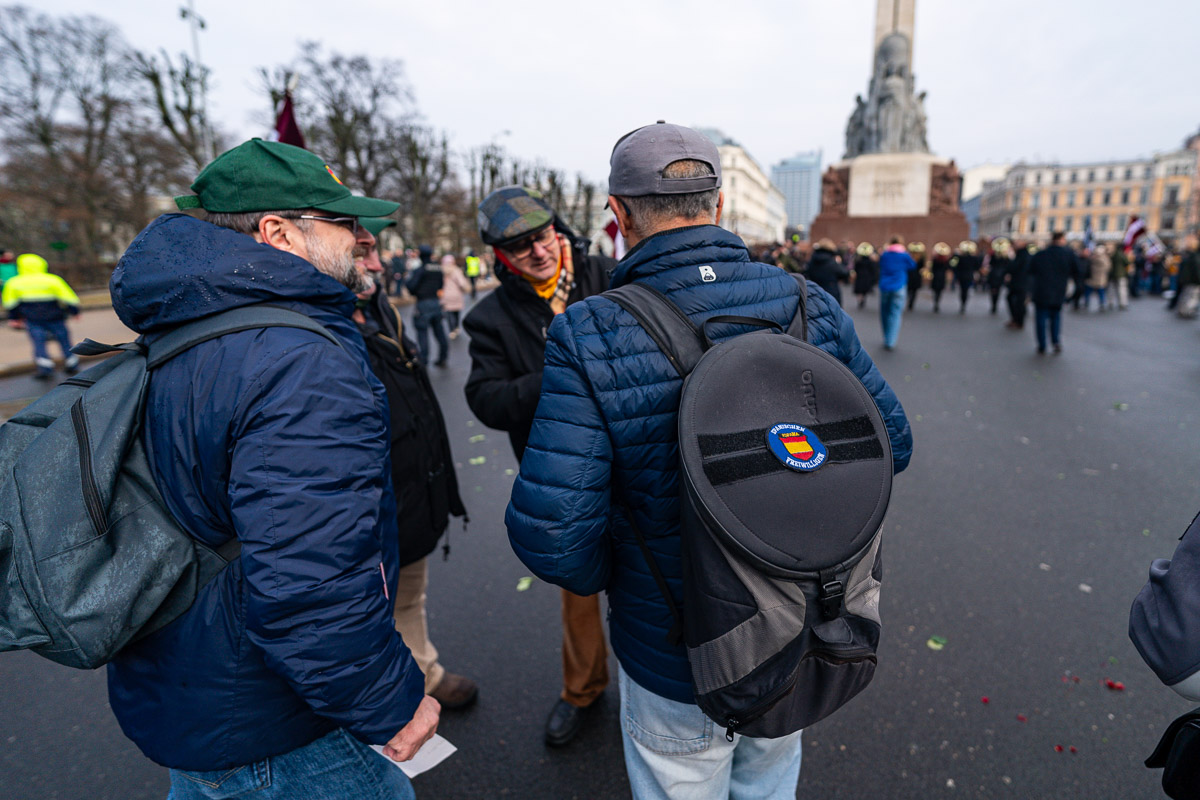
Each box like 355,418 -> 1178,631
105,214 -> 424,770
506,225 -> 912,703
878,247 -> 918,293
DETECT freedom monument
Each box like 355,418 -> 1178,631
809,0 -> 969,245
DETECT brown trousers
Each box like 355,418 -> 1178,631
560,589 -> 609,707
391,558 -> 445,694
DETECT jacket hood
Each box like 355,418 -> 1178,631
612,225 -> 750,288
15,254 -> 49,275
110,213 -> 356,333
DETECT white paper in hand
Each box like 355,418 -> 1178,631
370,734 -> 456,778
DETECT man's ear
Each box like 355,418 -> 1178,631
714,191 -> 724,225
257,214 -> 306,258
609,195 -> 633,240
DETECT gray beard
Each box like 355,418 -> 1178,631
305,233 -> 373,294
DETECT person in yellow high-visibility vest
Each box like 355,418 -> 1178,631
2,253 -> 81,378
464,249 -> 482,300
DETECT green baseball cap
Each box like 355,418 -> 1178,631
174,138 -> 399,217
360,217 -> 397,237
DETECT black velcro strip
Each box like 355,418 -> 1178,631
698,429 -> 763,457
703,451 -> 785,485
826,438 -> 885,462
810,415 -> 875,442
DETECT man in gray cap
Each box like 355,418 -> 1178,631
505,122 -> 910,797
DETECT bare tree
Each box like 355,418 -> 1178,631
134,49 -> 214,170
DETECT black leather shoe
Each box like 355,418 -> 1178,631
544,699 -> 588,747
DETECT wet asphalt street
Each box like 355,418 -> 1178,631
1,286 -> 1198,800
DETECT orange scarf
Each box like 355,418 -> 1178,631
495,234 -> 575,315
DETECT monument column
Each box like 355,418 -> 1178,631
874,0 -> 915,73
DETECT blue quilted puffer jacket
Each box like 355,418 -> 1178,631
105,215 -> 425,770
507,225 -> 912,703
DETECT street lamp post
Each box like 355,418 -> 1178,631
179,0 -> 213,162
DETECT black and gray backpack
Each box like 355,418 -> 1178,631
0,306 -> 339,669
607,276 -> 893,740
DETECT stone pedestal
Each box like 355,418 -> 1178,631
809,153 -> 969,246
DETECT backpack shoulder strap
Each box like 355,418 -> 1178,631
605,283 -> 706,378
146,305 -> 341,369
785,274 -> 809,343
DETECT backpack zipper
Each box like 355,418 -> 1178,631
69,399 -> 108,537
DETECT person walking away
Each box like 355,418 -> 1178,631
930,242 -> 952,313
1084,243 -> 1111,311
440,254 -> 471,339
354,217 -> 478,710
463,185 -> 613,747
389,249 -> 408,296
2,253 -> 81,378
1005,241 -> 1033,328
506,121 -> 913,800
1068,243 -> 1089,311
987,238 -> 1012,315
951,240 -> 981,314
805,238 -> 847,306
1110,243 -> 1130,310
852,242 -> 878,309
0,249 -> 16,286
878,235 -> 917,350
464,250 -> 482,299
1028,230 -> 1074,355
905,242 -> 926,310
1175,235 -> 1200,318
406,245 -> 449,366
106,138 -> 437,799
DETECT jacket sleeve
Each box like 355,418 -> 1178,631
462,309 -> 543,434
505,311 -> 613,596
228,341 -> 425,743
825,296 -> 913,473
1131,512 -> 1200,699
51,275 -> 80,312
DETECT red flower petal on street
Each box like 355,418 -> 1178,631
1105,680 -> 1125,691
1017,714 -> 1027,722
1069,746 -> 1077,753
1055,745 -> 1064,752
981,696 -> 989,704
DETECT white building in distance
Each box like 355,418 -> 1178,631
697,128 -> 787,245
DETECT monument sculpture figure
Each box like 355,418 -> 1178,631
846,28 -> 930,158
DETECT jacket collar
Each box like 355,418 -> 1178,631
611,225 -> 750,288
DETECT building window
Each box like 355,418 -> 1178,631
1145,166 -> 1153,179
1082,214 -> 1092,231
1087,170 -> 1095,182
1031,193 -> 1040,209
1099,216 -> 1109,232
1050,192 -> 1059,208
1048,216 -> 1057,232
1139,187 -> 1148,204
1121,188 -> 1130,204
1035,172 -> 1042,185
1084,190 -> 1094,206
1163,213 -> 1177,229
1102,190 -> 1111,205
1029,217 -> 1038,233
1064,217 -> 1074,232
1067,191 -> 1076,207
1118,214 -> 1128,231
1125,168 -> 1133,180
1107,169 -> 1114,181
1053,172 -> 1061,184
1070,172 -> 1078,183
1166,186 -> 1180,205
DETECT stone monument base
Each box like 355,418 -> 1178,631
809,154 -> 969,247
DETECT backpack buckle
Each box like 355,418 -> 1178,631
819,579 -> 844,619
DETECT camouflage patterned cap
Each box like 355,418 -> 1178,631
477,186 -> 554,247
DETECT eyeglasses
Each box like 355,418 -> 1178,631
504,227 -> 557,259
294,214 -> 362,236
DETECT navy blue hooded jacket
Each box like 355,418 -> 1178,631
105,214 -> 425,770
506,225 -> 912,703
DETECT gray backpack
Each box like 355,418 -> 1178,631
0,306 -> 338,669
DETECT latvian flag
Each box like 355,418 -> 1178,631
1122,216 -> 1146,253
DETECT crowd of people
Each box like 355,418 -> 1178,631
759,230 -> 1200,354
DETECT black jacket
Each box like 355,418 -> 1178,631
988,256 -> 1012,289
1009,247 -> 1032,294
852,255 -> 878,294
463,247 -> 613,460
406,266 -> 443,301
1028,244 -> 1075,307
358,288 -> 466,565
805,249 -> 847,303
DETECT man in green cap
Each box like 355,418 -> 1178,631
352,217 -> 477,711
106,139 -> 438,799
463,185 -> 614,747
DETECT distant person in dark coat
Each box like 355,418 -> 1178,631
986,238 -> 1013,315
906,242 -> 926,310
951,240 -> 981,314
1006,241 -> 1033,328
405,244 -> 448,366
853,242 -> 879,309
930,242 -> 952,313
805,238 -> 848,306
1028,230 -> 1074,354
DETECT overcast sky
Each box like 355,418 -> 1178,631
36,0 -> 1200,184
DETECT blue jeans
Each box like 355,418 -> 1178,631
166,728 -> 414,800
413,299 -> 448,365
879,290 -> 905,348
27,320 -> 75,375
1083,286 -> 1106,309
619,666 -> 803,800
1034,305 -> 1062,351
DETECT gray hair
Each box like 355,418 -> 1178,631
205,209 -> 314,236
617,160 -> 720,235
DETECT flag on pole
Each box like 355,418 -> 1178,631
1122,215 -> 1146,252
604,217 -> 625,260
273,91 -> 306,149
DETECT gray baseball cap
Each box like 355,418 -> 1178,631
607,121 -> 723,197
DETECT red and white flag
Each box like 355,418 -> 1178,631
605,217 -> 625,260
1122,216 -> 1146,252
272,91 -> 306,149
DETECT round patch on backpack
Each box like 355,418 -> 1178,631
766,423 -> 828,472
